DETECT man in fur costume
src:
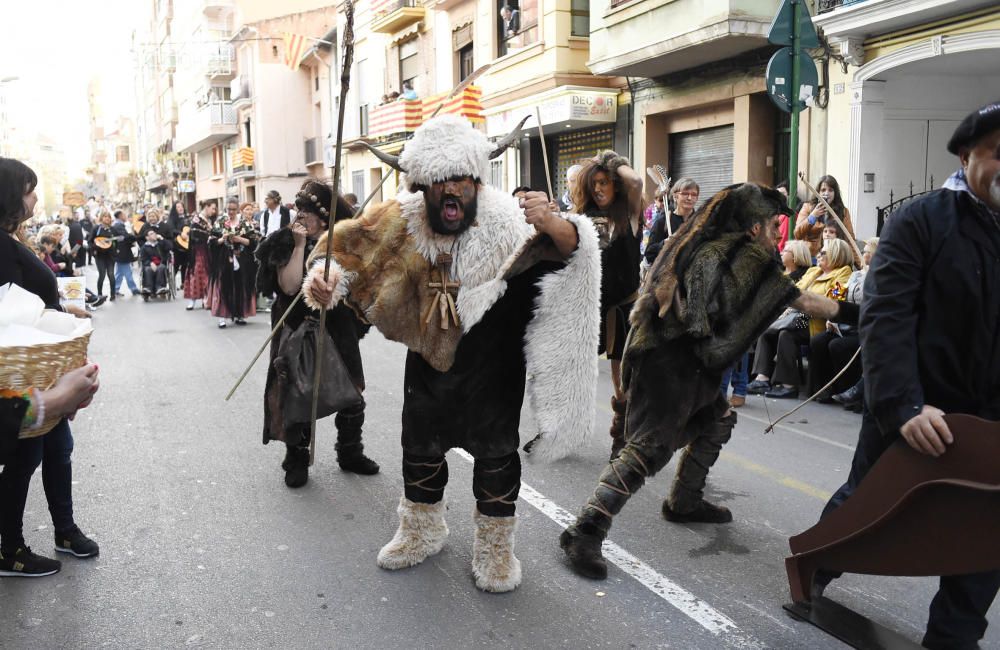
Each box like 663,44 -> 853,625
560,183 -> 858,580
303,114 -> 601,593
255,181 -> 379,488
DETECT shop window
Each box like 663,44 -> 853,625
498,0 -> 538,57
571,0 -> 589,37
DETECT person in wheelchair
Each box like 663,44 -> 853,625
139,229 -> 170,298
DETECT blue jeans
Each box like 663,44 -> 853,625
719,352 -> 750,398
114,261 -> 138,294
0,419 -> 75,550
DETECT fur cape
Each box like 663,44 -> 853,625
628,183 -> 800,373
307,185 -> 602,462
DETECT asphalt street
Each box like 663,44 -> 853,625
2,277 -> 998,649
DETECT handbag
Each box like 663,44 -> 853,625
771,309 -> 810,332
276,317 -> 363,430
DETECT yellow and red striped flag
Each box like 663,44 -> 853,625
283,32 -> 308,70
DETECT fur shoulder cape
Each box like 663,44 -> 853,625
628,184 -> 800,373
308,185 -> 602,462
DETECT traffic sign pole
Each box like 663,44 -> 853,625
789,0 -> 800,205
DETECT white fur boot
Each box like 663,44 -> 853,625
471,510 -> 522,593
377,496 -> 449,570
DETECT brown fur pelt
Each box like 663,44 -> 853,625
627,183 -> 798,373
309,200 -> 463,372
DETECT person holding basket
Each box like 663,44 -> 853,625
0,157 -> 101,577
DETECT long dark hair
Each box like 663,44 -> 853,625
571,158 -> 630,234
169,201 -> 185,224
0,158 -> 39,234
817,174 -> 846,220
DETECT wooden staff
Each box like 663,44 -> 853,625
534,107 -> 554,200
309,1 -> 356,466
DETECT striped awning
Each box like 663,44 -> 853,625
421,85 -> 484,123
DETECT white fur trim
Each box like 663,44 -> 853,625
302,258 -> 352,311
377,496 -> 449,570
399,115 -> 494,188
471,510 -> 521,593
400,185 -> 534,332
523,212 -> 601,463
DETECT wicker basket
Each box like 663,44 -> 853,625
0,332 -> 92,438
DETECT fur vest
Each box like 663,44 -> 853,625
308,185 -> 602,462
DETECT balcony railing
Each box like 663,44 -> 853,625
231,147 -> 254,175
175,101 -> 238,153
366,87 -> 484,139
207,45 -> 235,78
304,137 -> 323,165
371,0 -> 423,34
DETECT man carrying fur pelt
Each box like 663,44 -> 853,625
303,114 -> 601,593
560,183 -> 859,580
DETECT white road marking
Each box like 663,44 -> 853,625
452,449 -> 764,649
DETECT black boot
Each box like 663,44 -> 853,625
561,446 -> 651,579
335,406 -> 379,475
560,521 -> 607,579
664,412 -> 736,523
609,396 -> 627,461
282,445 -> 310,488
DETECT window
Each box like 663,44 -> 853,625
571,0 -> 590,37
459,43 -> 475,83
212,145 -> 225,176
352,170 -> 365,199
399,39 -> 419,90
498,0 -> 538,57
243,118 -> 252,147
116,146 -> 131,163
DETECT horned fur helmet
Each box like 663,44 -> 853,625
361,113 -> 531,190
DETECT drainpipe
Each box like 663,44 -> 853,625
625,76 -> 637,162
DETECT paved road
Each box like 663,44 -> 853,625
2,281 -> 998,649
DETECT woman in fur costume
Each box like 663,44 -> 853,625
303,114 -> 601,593
560,183 -> 859,580
571,151 -> 643,459
255,181 -> 379,488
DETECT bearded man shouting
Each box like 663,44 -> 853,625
303,115 -> 601,593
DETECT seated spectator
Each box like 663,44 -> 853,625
37,235 -> 68,277
831,237 -> 879,412
781,239 -> 812,282
794,174 -> 856,258
139,229 -> 170,297
748,238 -> 855,399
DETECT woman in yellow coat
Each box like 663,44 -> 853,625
747,238 -> 854,399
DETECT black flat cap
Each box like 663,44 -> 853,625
947,101 -> 1000,154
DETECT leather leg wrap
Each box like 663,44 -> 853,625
334,402 -> 366,453
473,453 -> 521,518
403,453 -> 448,505
670,411 -> 737,513
580,445 -> 652,537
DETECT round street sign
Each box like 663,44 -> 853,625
766,47 -> 819,113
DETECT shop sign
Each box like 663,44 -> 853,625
486,90 -> 618,137
178,180 -> 196,193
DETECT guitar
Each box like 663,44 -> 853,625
175,225 -> 191,250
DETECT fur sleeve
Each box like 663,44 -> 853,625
302,258 -> 354,311
254,228 -> 296,297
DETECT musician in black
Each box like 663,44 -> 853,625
89,210 -> 117,301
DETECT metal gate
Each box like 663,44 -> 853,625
669,125 -> 734,206
554,126 -> 615,200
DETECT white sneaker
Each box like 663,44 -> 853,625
186,299 -> 195,310
217,319 -> 227,329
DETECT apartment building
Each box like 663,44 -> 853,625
812,0 -> 999,237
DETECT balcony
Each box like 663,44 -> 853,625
304,137 -> 323,166
175,101 -> 239,153
203,0 -> 235,16
366,87 -> 486,140
813,0 -> 997,43
588,0 -> 778,77
207,45 -> 235,80
231,147 -> 254,176
371,0 -> 424,34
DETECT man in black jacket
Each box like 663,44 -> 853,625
66,212 -> 86,269
812,101 -> 1000,649
111,210 -> 139,296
